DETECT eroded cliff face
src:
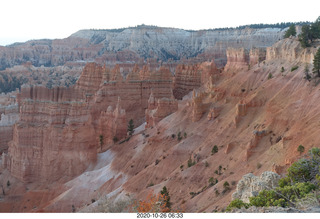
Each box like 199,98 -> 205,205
0,105 -> 19,153
3,86 -> 96,183
173,61 -> 219,99
145,90 -> 178,128
2,38 -> 320,213
2,61 -> 177,183
0,26 -> 285,70
266,38 -> 317,63
78,63 -> 175,126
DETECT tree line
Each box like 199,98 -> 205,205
284,16 -> 320,48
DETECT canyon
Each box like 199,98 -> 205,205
0,24 -> 320,213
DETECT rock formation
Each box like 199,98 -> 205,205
0,104 -> 19,153
145,90 -> 178,128
266,38 -> 317,63
207,105 -> 221,121
224,48 -> 249,71
0,26 -> 285,71
173,61 -> 218,99
232,171 -> 281,203
191,90 -> 207,122
97,97 -> 127,150
249,48 -> 266,66
3,86 -> 97,183
245,130 -> 268,161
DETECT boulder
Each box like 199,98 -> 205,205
232,171 -> 281,203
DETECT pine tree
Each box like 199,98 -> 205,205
299,25 -> 311,48
160,186 -> 171,211
284,24 -> 296,38
311,16 -> 320,40
313,48 -> 320,77
128,119 -> 134,136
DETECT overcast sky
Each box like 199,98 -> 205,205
0,0 -> 319,46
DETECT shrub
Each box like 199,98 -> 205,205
184,132 -> 187,138
223,181 -> 230,190
113,136 -> 118,143
278,176 -> 291,188
218,165 -> 222,175
250,182 -> 317,208
257,163 -> 262,169
226,199 -> 249,212
187,158 -> 196,167
134,192 -> 171,213
147,182 -> 154,188
209,177 -> 218,187
297,145 -> 305,154
287,158 -> 313,183
177,132 -> 182,141
7,180 -> 10,187
171,134 -> 176,139
211,145 -> 218,155
281,67 -> 285,72
291,66 -> 299,72
268,73 -> 273,79
205,161 -> 209,167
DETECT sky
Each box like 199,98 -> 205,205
0,0 -> 319,46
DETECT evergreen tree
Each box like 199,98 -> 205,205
311,16 -> 320,40
313,48 -> 320,77
127,119 -> 134,136
160,186 -> 171,211
284,24 -> 296,38
299,25 -> 312,48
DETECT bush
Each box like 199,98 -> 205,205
250,182 -> 317,208
211,145 -> 218,155
287,159 -> 313,183
7,180 -> 10,187
208,177 -> 218,187
223,181 -> 230,190
113,136 -> 118,143
291,66 -> 299,72
177,132 -> 182,141
268,73 -> 273,79
226,199 -> 249,212
187,158 -> 196,167
278,176 -> 291,188
257,163 -> 262,169
171,134 -> 176,139
297,145 -> 305,154
281,67 -> 285,72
